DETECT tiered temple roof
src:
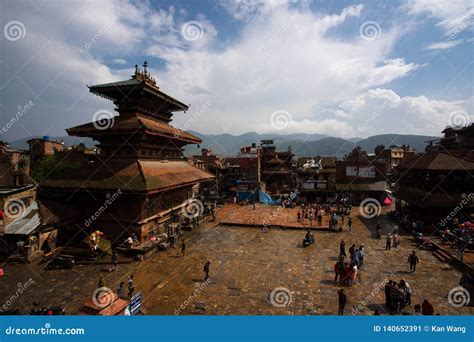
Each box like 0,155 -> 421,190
42,62 -> 214,193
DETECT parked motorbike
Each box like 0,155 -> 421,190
0,309 -> 21,315
30,302 -> 66,315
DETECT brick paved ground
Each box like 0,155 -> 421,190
220,204 -> 332,229
0,204 -> 472,315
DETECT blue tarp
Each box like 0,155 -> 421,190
259,190 -> 277,205
237,191 -> 255,202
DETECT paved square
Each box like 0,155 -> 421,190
0,205 -> 472,315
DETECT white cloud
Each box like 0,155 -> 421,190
424,39 -> 464,50
151,4 -> 418,136
218,0 -> 291,21
405,0 -> 474,37
1,0 -> 469,143
334,88 -> 473,138
112,58 -> 127,64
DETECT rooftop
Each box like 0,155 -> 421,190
40,160 -> 214,193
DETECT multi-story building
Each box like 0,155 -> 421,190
260,140 -> 295,195
296,157 -> 337,203
336,147 -> 388,203
394,124 -> 474,228
0,142 -> 30,186
37,63 -> 214,245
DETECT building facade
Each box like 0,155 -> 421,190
38,63 -> 214,245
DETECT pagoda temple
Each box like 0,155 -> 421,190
38,62 -> 214,245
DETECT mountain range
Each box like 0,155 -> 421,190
9,132 -> 438,158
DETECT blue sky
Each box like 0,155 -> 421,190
1,0 -> 473,142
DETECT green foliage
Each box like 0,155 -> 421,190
31,156 -> 80,183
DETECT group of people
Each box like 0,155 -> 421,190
296,203 -> 352,231
384,279 -> 412,313
334,240 -> 365,286
117,274 -> 135,300
385,232 -> 400,250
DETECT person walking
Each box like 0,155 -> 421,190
384,280 -> 391,308
337,289 -> 347,315
393,233 -> 399,248
181,239 -> 186,256
127,275 -> 135,299
408,251 -> 419,272
111,251 -> 118,272
334,262 -> 341,283
203,260 -> 211,281
386,233 -> 392,250
349,244 -> 356,264
339,240 -> 346,258
348,216 -> 352,232
117,282 -> 124,299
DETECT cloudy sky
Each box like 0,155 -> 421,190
1,0 -> 473,142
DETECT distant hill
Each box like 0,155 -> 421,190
9,132 -> 439,158
184,131 -> 329,156
290,137 -> 355,157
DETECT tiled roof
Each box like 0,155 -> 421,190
67,115 -> 201,144
40,160 -> 214,192
397,151 -> 474,171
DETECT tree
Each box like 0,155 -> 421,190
31,155 -> 79,183
374,144 -> 385,156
